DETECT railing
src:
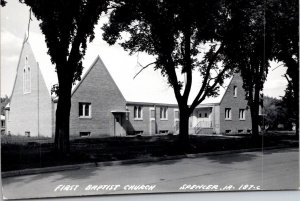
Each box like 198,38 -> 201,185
194,121 -> 213,134
195,121 -> 212,128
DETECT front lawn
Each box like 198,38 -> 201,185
1,133 -> 298,172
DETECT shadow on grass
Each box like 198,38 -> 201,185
1,133 -> 298,172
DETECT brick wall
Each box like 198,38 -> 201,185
125,103 -> 179,135
219,74 -> 252,134
70,56 -> 127,137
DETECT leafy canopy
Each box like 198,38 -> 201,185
21,0 -> 109,84
103,0 -> 234,107
223,0 -> 273,101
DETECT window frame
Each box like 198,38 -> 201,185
174,108 -> 179,121
23,56 -> 31,94
149,107 -> 155,121
233,86 -> 237,97
239,109 -> 246,120
225,108 -> 232,120
134,106 -> 143,120
160,107 -> 168,120
79,102 -> 92,118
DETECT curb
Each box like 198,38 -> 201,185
2,145 -> 297,178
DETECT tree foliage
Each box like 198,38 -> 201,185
0,0 -> 6,7
223,0 -> 274,137
103,0 -> 235,145
266,0 -> 299,134
263,96 -> 282,130
20,0 -> 109,154
223,0 -> 298,136
22,0 -> 108,85
280,82 -> 297,130
0,96 -> 9,116
263,93 -> 296,131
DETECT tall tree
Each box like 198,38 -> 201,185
262,96 -> 283,130
21,0 -> 109,154
103,0 -> 235,147
224,0 -> 273,137
266,0 -> 299,135
280,82 -> 297,130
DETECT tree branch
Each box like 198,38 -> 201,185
271,63 -> 284,71
192,64 -> 231,110
133,62 -> 156,79
182,26 -> 192,102
190,43 -> 224,110
164,55 -> 183,105
284,74 -> 292,85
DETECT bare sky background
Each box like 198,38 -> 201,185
1,0 -> 288,99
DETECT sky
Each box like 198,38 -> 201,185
0,0 -> 288,99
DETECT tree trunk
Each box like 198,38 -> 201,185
250,83 -> 261,138
178,107 -> 190,149
283,57 -> 298,136
54,78 -> 72,155
293,80 -> 299,136
250,104 -> 259,137
292,69 -> 299,137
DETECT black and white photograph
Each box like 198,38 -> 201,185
0,0 -> 299,200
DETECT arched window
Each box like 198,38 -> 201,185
233,86 -> 237,97
23,56 -> 31,94
23,68 -> 26,93
134,106 -> 143,120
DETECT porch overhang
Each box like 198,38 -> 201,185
111,110 -> 130,113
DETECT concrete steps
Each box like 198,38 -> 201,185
194,127 -> 214,135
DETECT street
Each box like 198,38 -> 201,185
2,147 -> 299,199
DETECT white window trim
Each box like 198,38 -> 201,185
239,109 -> 246,120
233,86 -> 237,97
174,108 -> 179,121
160,107 -> 168,120
79,103 -> 92,119
149,107 -> 155,121
225,108 -> 232,120
134,106 -> 143,120
174,109 -> 179,130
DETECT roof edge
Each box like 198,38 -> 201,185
219,75 -> 235,104
71,55 -> 127,103
8,34 -> 28,101
126,101 -> 178,107
71,55 -> 100,96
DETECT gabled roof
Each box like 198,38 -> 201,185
27,33 -> 58,96
25,32 -> 231,106
74,54 -> 232,106
8,33 -> 58,101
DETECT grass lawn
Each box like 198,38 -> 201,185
1,132 -> 298,172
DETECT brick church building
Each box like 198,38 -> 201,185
5,35 -> 252,138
